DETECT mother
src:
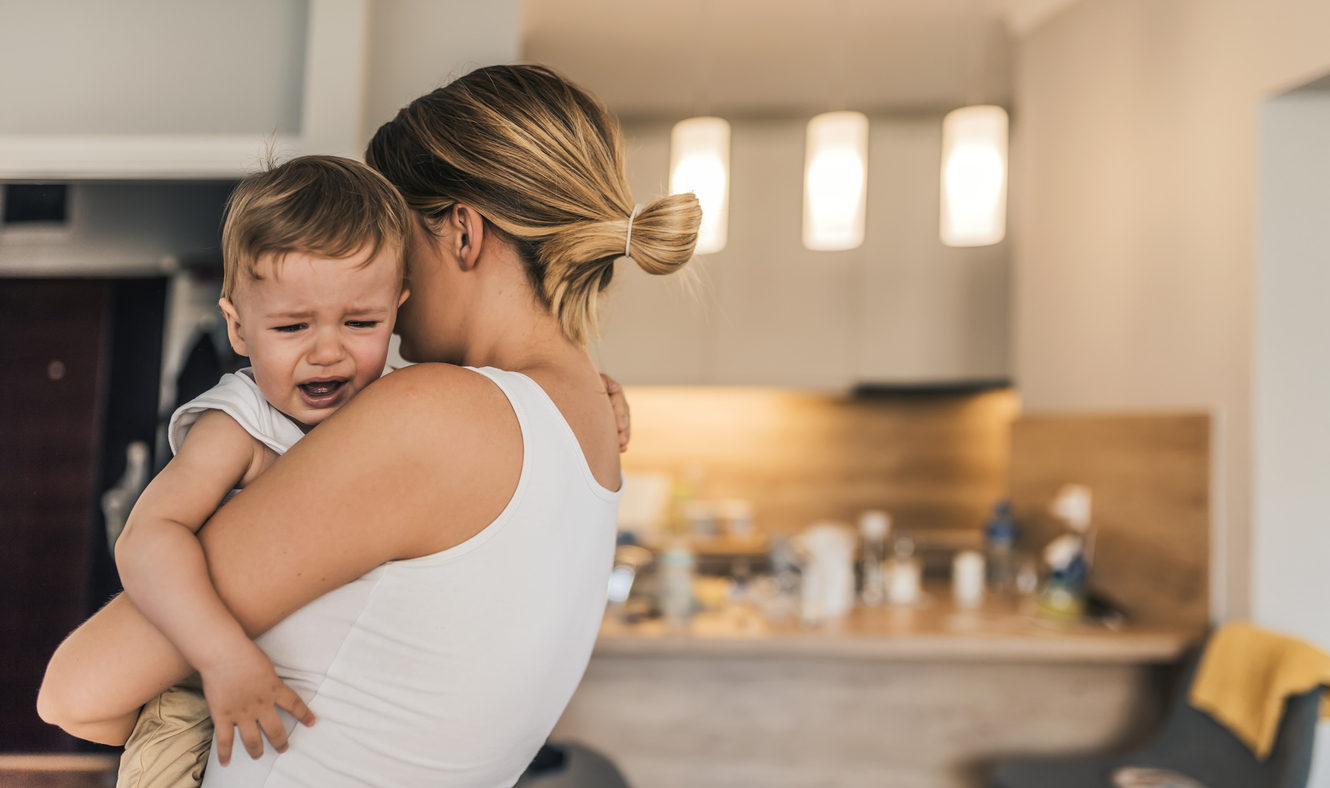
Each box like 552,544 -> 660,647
38,64 -> 700,786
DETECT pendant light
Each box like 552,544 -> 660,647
670,116 -> 730,255
803,110 -> 868,251
939,104 -> 1008,247
940,14 -> 1007,248
668,0 -> 728,255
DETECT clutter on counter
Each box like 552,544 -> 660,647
614,461 -> 1155,643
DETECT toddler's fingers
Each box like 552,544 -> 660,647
278,685 -> 316,728
215,724 -> 235,767
238,720 -> 265,760
258,709 -> 289,754
601,373 -> 621,394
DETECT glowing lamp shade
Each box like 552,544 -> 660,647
803,111 -> 868,251
940,105 -> 1008,247
670,116 -> 730,255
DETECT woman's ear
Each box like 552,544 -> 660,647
452,204 -> 486,272
218,297 -> 249,357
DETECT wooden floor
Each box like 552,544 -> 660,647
0,755 -> 117,788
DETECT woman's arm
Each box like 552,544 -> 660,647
39,364 -> 521,742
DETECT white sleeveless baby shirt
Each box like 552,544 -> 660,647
169,369 -> 306,458
199,367 -> 622,788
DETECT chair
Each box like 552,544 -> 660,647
991,646 -> 1323,788
515,743 -> 632,788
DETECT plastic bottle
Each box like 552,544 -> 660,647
658,539 -> 696,632
858,511 -> 891,606
983,500 -> 1018,594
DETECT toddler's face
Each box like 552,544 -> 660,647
220,245 -> 408,429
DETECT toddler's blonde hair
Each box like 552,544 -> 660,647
221,155 -> 413,299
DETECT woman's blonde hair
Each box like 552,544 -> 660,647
366,64 -> 701,345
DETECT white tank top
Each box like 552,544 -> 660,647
199,367 -> 622,788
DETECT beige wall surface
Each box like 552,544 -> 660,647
1012,0 -> 1330,623
362,0 -> 521,145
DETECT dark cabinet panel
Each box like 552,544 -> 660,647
0,280 -> 109,751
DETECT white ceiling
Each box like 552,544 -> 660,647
522,0 -> 1079,119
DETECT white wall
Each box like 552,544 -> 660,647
1255,91 -> 1330,648
0,0 -> 309,135
1014,0 -> 1330,626
1255,92 -> 1330,787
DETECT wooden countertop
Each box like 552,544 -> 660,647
595,595 -> 1200,664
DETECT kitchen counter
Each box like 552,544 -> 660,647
555,596 -> 1199,788
595,597 -> 1196,664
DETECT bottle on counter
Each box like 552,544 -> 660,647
858,510 -> 891,607
952,550 -> 986,610
983,500 -> 1018,595
885,533 -> 922,606
658,538 -> 696,632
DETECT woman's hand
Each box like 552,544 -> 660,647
199,639 -> 315,766
602,374 -> 631,453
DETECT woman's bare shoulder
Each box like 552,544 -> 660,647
338,363 -> 515,440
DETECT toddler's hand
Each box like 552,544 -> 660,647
602,374 -> 631,453
200,639 -> 315,766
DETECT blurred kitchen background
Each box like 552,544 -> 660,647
2,1 -> 1329,787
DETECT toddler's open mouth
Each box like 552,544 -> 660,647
298,378 -> 348,408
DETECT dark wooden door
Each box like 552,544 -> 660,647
0,279 -> 109,751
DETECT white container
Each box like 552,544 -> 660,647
886,534 -> 921,606
952,550 -> 986,609
886,559 -> 921,606
793,521 -> 857,625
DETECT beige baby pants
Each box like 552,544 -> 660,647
117,673 -> 213,788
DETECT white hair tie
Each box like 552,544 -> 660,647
624,204 -> 643,259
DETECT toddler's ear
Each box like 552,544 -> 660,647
397,288 -> 411,308
218,297 -> 249,357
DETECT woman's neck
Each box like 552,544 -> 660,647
453,254 -> 589,376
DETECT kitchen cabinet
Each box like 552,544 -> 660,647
593,117 -> 1010,389
0,278 -> 166,751
0,0 -> 522,179
0,280 -> 108,751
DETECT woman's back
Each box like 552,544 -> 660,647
202,367 -> 621,788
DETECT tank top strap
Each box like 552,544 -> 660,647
466,366 -> 623,502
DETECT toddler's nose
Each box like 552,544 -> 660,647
308,328 -> 346,366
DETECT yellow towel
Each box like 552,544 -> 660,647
1188,621 -> 1330,760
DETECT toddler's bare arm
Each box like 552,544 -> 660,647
115,410 -> 312,764
116,410 -> 267,663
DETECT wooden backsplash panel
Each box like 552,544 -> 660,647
1009,413 -> 1210,631
620,387 -> 1019,537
